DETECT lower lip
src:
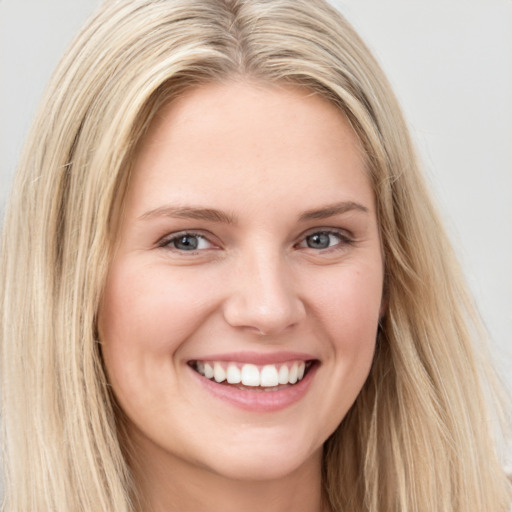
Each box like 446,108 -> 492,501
189,363 -> 318,412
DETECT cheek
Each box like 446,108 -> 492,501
307,262 -> 382,397
100,261 -> 208,344
97,260 -> 217,392
311,262 -> 383,341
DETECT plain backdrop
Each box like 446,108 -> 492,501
1,0 -> 511,458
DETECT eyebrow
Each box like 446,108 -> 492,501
138,205 -> 237,224
298,201 -> 369,221
138,200 -> 369,224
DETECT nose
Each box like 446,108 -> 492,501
222,250 -> 305,336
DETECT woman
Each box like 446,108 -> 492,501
0,0 -> 510,511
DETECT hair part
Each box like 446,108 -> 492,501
1,1 -> 510,511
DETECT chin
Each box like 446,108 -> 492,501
196,428 -> 324,482
208,452 -> 319,482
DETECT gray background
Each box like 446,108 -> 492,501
1,0 -> 511,462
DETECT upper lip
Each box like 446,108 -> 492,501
188,351 -> 317,365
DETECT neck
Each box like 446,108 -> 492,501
129,437 -> 326,512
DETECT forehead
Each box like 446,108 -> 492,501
125,81 -> 373,219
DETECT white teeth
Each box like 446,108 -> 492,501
278,365 -> 289,385
226,363 -> 241,384
213,362 -> 226,383
297,361 -> 305,380
241,364 -> 260,386
193,360 -> 311,387
288,362 -> 298,384
260,365 -> 279,387
204,363 -> 214,379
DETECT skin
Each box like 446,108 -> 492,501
98,81 -> 384,512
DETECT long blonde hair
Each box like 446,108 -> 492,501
1,1 -> 510,511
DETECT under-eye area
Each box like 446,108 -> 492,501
188,360 -> 317,391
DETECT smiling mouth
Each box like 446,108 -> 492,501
188,360 -> 315,391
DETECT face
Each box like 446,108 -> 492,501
99,82 -> 384,483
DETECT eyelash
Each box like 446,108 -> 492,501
158,231 -> 215,252
295,230 -> 354,251
158,229 -> 354,254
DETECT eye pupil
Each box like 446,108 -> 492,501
174,235 -> 199,251
307,233 -> 331,249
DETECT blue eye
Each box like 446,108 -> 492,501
299,231 -> 348,250
162,233 -> 213,251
